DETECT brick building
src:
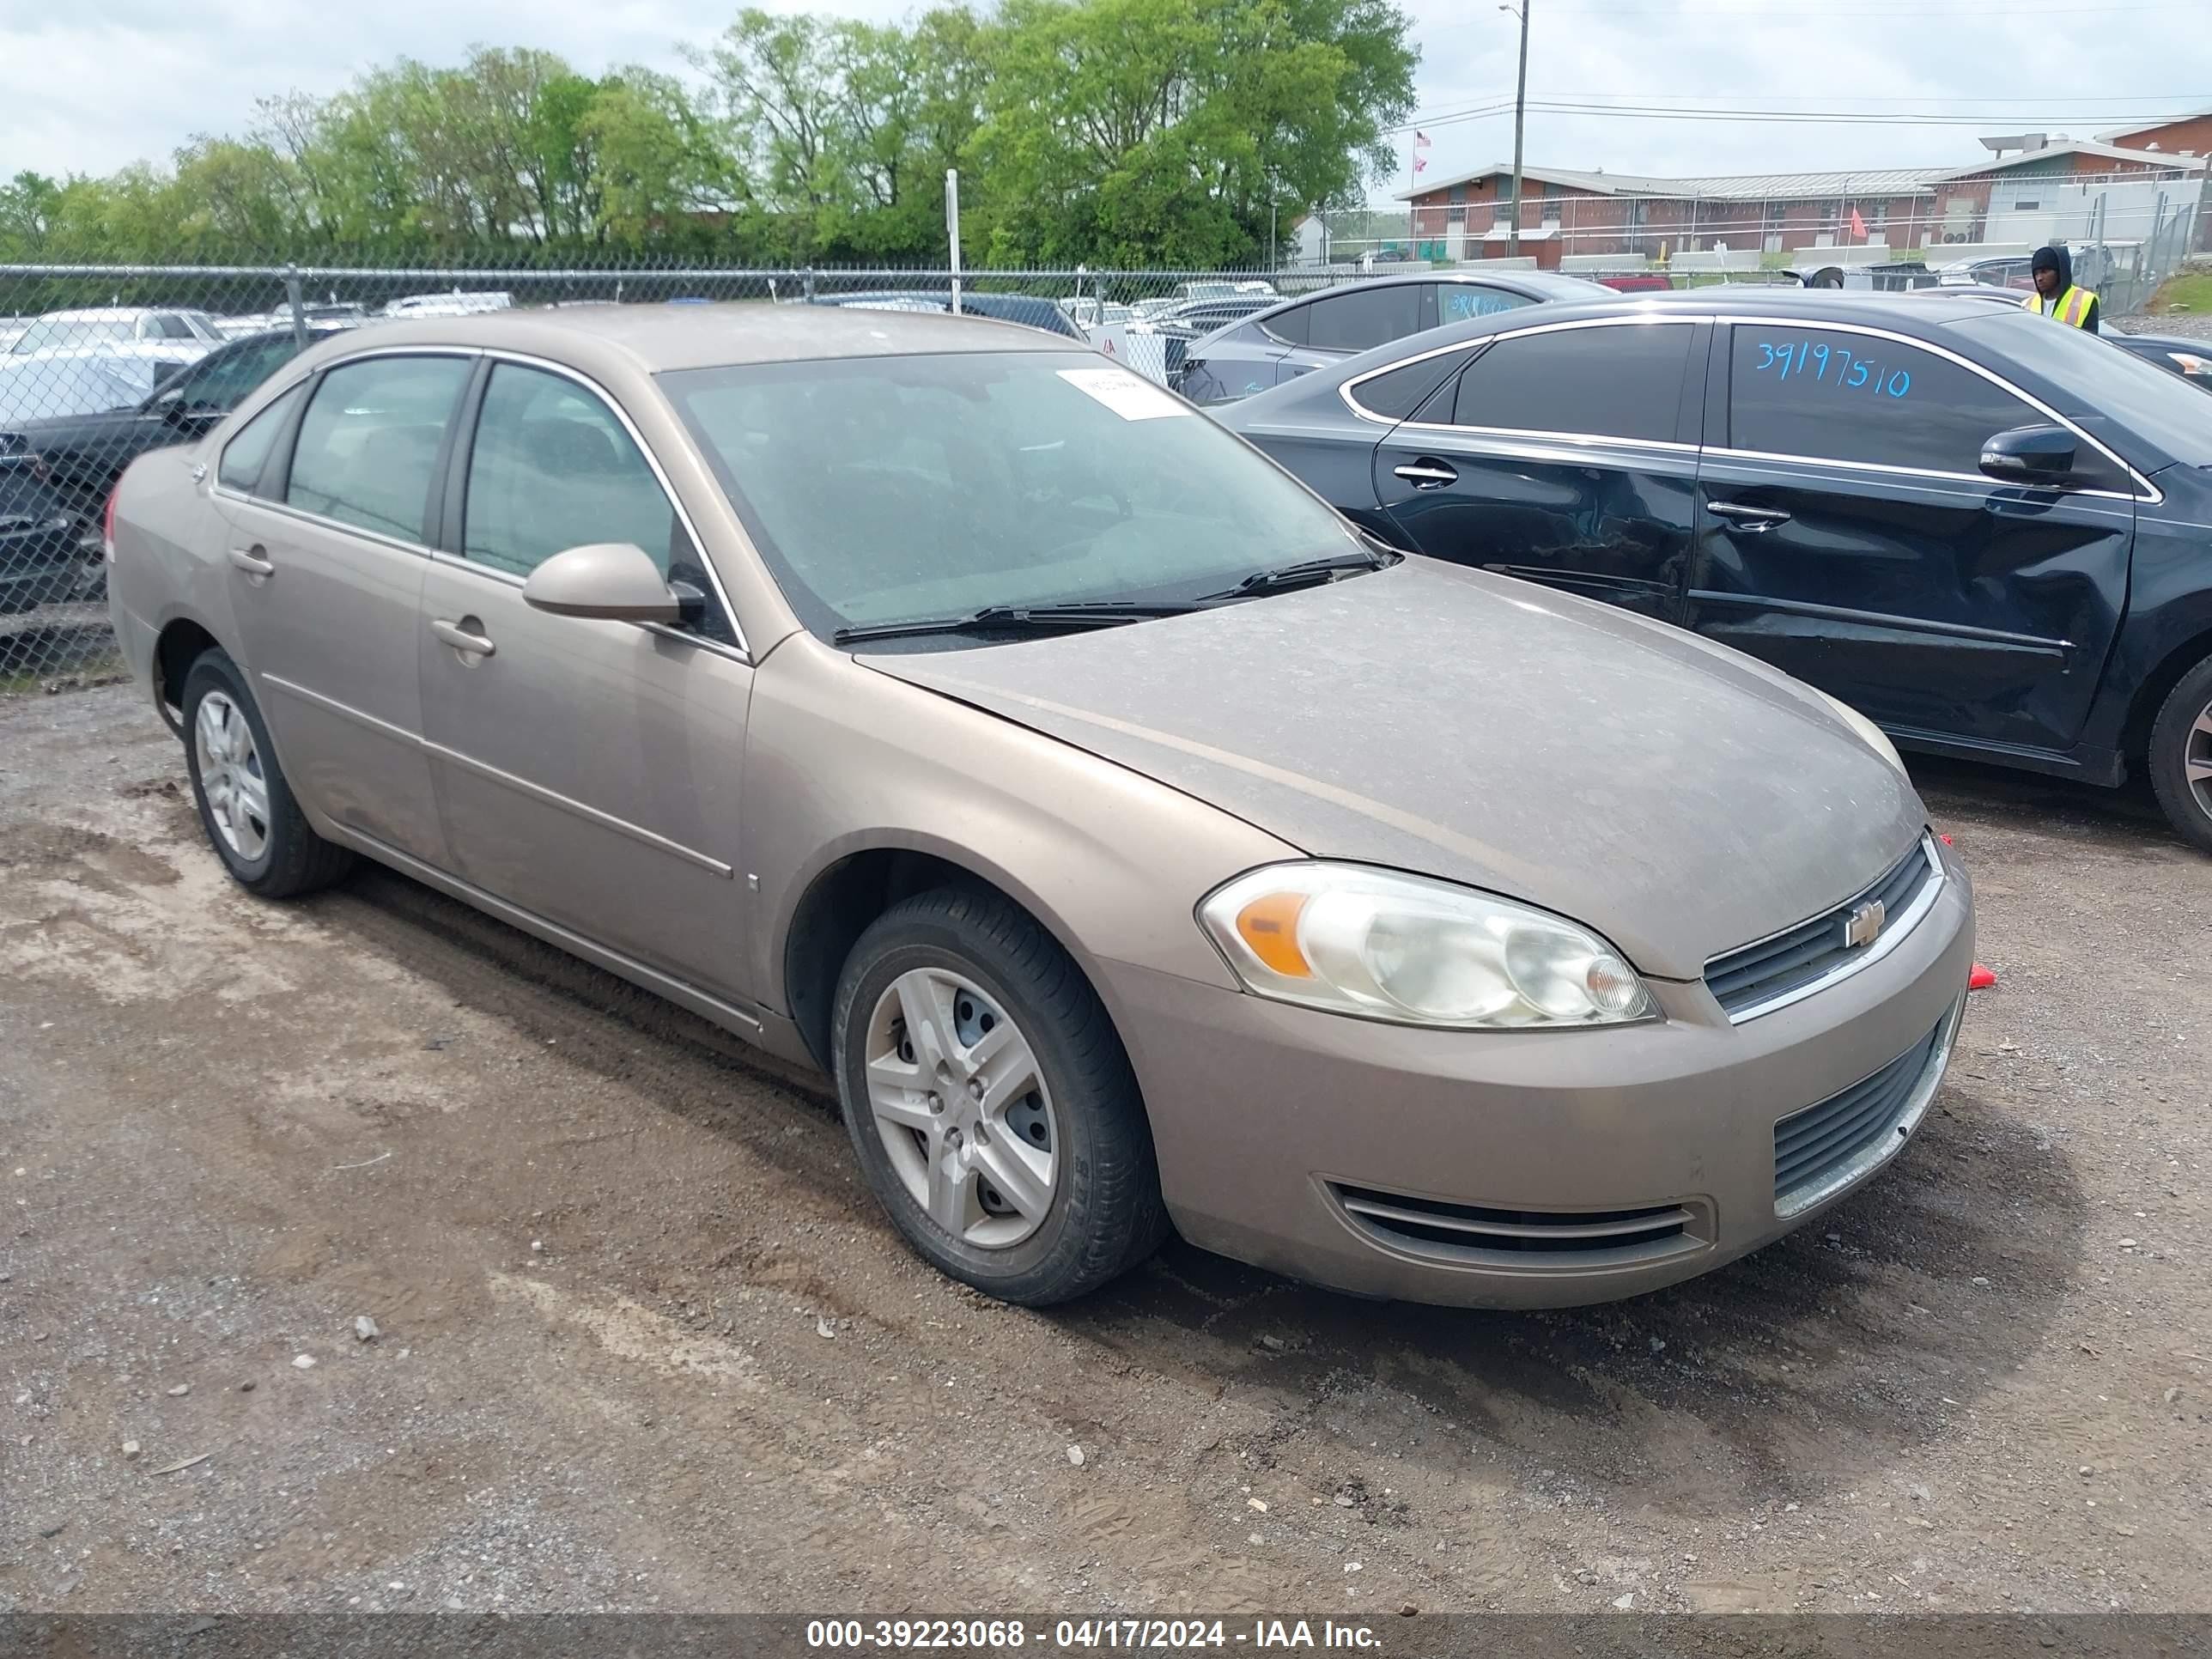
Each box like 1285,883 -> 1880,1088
1402,130 -> 2208,268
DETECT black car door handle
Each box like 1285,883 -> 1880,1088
1394,459 -> 1459,489
1708,501 -> 1792,531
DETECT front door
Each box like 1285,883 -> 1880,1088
1688,320 -> 2134,752
417,358 -> 755,1000
1372,316 -> 1706,620
214,352 -> 473,866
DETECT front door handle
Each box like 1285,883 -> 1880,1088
228,546 -> 274,578
430,617 -> 496,659
1708,501 -> 1793,531
1393,459 -> 1459,489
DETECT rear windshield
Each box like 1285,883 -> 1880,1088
1949,310 -> 2212,471
660,350 -> 1358,639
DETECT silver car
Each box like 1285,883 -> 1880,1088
106,305 -> 1973,1308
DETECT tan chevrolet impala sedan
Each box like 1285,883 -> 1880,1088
105,303 -> 1973,1308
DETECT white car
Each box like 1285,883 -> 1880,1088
9,307 -> 223,362
2,308 -> 223,420
382,291 -> 514,319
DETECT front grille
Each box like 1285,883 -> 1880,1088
1773,1022 -> 1944,1210
1329,1183 -> 1709,1270
1706,837 -> 1939,1020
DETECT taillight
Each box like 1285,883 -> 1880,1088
102,488 -> 119,565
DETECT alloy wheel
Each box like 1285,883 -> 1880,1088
863,967 -> 1059,1249
194,690 -> 270,863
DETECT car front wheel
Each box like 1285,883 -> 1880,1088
831,886 -> 1168,1305
2148,653 -> 2212,855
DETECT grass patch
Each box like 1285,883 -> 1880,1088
2147,272 -> 2212,314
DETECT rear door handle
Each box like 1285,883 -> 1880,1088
228,546 -> 274,578
430,617 -> 496,659
1708,501 -> 1793,531
1393,459 -> 1459,489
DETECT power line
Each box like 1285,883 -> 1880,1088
1382,101 -> 2209,134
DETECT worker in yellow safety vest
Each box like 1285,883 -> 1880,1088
2021,245 -> 2100,332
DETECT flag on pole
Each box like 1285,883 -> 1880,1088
1849,206 -> 1868,240
1415,131 -> 1432,149
1412,130 -> 1431,177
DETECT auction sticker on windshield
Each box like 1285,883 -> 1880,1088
1056,366 -> 1190,420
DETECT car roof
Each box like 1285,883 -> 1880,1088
289,301 -> 1061,374
38,307 -> 165,322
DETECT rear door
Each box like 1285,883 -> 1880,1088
215,351 -> 471,867
1687,319 -> 2134,752
1370,316 -> 1707,621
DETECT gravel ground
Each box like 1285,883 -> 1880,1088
1,684 -> 2208,1616
2116,311 -> 2212,342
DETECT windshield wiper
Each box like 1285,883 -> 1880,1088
832,600 -> 1195,646
1200,548 -> 1397,603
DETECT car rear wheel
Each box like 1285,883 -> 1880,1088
181,649 -> 356,897
830,886 -> 1168,1305
2147,653 -> 2212,855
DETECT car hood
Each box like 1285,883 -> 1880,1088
861,559 -> 1927,980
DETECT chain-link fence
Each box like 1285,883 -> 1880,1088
0,243 -> 2189,695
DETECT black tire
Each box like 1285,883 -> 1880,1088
2147,653 -> 2212,855
180,648 -> 355,898
830,886 -> 1169,1305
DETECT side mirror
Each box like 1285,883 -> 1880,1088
1978,423 -> 2077,485
522,542 -> 687,625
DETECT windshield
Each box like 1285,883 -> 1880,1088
1950,310 -> 2212,471
660,350 -> 1361,641
12,319 -> 134,355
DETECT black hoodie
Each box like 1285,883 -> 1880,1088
2029,245 -> 2100,332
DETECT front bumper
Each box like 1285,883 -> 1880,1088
1103,844 -> 1974,1308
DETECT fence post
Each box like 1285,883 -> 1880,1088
283,265 -> 307,350
804,266 -> 817,303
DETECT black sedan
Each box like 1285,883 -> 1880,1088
1222,289 -> 2212,851
5,325 -> 349,521
0,439 -> 90,614
1177,270 -> 1618,406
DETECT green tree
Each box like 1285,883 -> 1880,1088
974,0 -> 1417,265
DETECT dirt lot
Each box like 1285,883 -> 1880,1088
2,683 -> 2207,1617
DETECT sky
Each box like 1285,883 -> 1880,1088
1,0 -> 2209,197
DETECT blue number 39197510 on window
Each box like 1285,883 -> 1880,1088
1757,338 -> 1910,398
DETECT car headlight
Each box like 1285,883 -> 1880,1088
2166,350 -> 2212,378
1198,863 -> 1654,1030
1813,689 -> 1907,776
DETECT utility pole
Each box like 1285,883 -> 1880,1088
1503,0 -> 1531,256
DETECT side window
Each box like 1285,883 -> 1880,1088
1350,350 -> 1471,422
1451,323 -> 1694,442
462,363 -> 736,646
1727,325 -> 2040,475
287,356 -> 470,543
1261,304 -> 1309,346
216,384 -> 305,496
172,337 -> 301,413
1438,286 -> 1533,325
1305,285 -> 1422,353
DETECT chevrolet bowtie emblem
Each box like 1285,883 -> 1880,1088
1844,899 -> 1887,950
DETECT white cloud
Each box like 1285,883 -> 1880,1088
1,0 -> 2205,195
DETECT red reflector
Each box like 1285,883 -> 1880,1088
1938,833 -> 1954,847
1968,963 -> 1996,992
